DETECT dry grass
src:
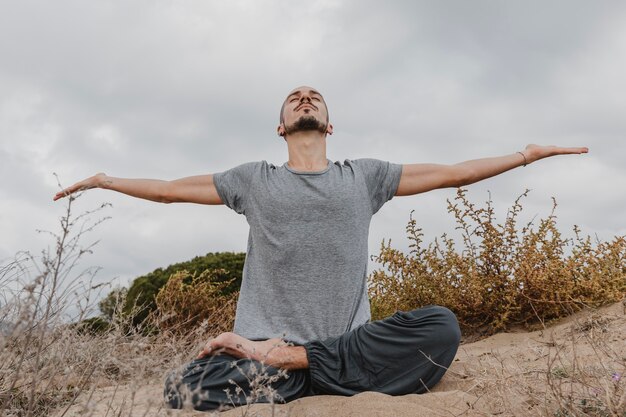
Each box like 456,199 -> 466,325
0,195 -> 168,416
546,312 -> 625,416
0,193 -> 115,416
448,302 -> 625,416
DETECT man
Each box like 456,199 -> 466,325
54,86 -> 588,411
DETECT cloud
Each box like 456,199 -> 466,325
1,1 -> 624,298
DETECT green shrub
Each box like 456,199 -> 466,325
119,251 -> 245,326
73,316 -> 112,335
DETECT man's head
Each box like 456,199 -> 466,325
277,86 -> 333,138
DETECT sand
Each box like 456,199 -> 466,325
54,301 -> 625,416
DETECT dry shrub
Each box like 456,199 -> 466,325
152,269 -> 237,336
0,191 -> 113,416
369,188 -> 626,336
0,191 -> 212,416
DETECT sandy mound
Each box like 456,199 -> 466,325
55,302 -> 625,416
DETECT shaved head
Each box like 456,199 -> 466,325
280,86 -> 329,124
278,86 -> 333,138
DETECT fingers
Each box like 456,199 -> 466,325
196,342 -> 212,359
196,347 -> 211,359
53,182 -> 85,201
196,337 -> 222,359
52,174 -> 103,201
575,146 -> 589,154
196,345 -> 226,359
53,187 -> 73,201
195,332 -> 238,359
556,146 -> 589,155
53,186 -> 77,201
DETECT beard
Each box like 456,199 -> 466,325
284,115 -> 328,135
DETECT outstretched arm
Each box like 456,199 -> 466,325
396,144 -> 589,196
53,173 -> 223,205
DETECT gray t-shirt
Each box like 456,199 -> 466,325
213,158 -> 403,344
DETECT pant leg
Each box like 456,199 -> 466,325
164,353 -> 311,411
303,305 -> 461,396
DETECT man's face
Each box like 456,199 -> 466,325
278,86 -> 333,137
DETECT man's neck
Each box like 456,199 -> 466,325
285,131 -> 328,172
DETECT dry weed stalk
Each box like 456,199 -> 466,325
0,190 -> 112,416
223,356 -> 291,415
369,188 -> 626,336
544,314 -> 625,416
0,191 -> 200,416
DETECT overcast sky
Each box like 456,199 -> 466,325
1,1 -> 625,299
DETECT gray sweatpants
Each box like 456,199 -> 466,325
164,305 -> 461,411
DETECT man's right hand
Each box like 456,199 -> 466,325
52,173 -> 223,205
53,173 -> 108,201
196,332 -> 309,370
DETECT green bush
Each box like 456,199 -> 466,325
73,316 -> 112,335
98,252 -> 245,327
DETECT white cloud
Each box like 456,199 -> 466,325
1,1 -> 624,300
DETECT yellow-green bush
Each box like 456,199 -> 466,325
368,188 -> 626,336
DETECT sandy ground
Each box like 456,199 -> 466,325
54,302 -> 625,417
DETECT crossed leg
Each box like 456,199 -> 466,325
164,305 -> 461,411
304,305 -> 461,395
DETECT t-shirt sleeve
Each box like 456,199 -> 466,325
212,162 -> 259,214
351,158 -> 403,214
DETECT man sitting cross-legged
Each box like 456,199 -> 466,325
54,85 -> 588,411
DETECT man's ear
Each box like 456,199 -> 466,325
326,123 -> 334,135
277,124 -> 286,137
